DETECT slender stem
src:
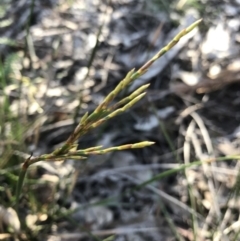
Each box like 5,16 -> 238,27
15,166 -> 27,206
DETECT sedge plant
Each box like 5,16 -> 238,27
15,19 -> 203,204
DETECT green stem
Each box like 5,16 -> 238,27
15,167 -> 27,205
